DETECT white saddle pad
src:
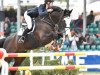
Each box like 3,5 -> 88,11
17,28 -> 25,36
17,20 -> 35,36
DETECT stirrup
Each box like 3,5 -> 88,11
18,36 -> 25,43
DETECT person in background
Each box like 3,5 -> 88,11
62,34 -> 70,50
77,33 -> 86,48
87,10 -> 95,26
84,34 -> 96,45
69,29 -> 79,51
3,17 -> 11,37
75,13 -> 83,32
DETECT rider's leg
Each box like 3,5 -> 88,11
23,11 -> 36,33
24,11 -> 33,32
21,28 -> 31,37
18,28 -> 32,43
19,11 -> 33,43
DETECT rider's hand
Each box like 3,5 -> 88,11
47,9 -> 53,12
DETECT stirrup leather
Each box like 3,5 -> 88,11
18,36 -> 25,43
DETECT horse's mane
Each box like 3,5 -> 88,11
36,6 -> 63,19
35,6 -> 65,28
52,6 -> 63,12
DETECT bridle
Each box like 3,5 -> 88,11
41,10 -> 64,32
49,10 -> 64,27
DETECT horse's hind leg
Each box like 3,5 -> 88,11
10,57 -> 26,75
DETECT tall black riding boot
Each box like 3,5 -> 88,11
18,28 -> 31,43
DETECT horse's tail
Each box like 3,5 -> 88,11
0,38 -> 6,48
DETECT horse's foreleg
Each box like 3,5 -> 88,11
10,57 -> 26,75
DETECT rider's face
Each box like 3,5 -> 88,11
47,2 -> 53,8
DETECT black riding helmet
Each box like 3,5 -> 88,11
44,0 -> 54,4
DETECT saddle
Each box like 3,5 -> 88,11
17,20 -> 35,36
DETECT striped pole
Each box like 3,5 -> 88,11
1,49 -> 100,71
0,32 -> 4,36
0,49 -> 100,58
3,52 -> 100,57
0,52 -> 86,57
9,65 -> 100,71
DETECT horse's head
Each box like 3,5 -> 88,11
63,9 -> 73,17
48,6 -> 72,34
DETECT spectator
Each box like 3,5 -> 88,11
70,13 -> 83,32
87,10 -> 95,26
69,30 -> 79,51
3,17 -> 11,37
11,18 -> 17,25
77,33 -> 86,48
57,35 -> 63,45
75,13 -> 83,31
84,34 -> 91,44
62,34 -> 70,50
89,34 -> 96,45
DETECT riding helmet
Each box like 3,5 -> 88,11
44,0 -> 54,3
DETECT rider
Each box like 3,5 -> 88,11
19,0 -> 54,43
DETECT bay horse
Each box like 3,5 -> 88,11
0,6 -> 72,75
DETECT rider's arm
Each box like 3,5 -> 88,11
38,4 -> 48,16
27,7 -> 39,18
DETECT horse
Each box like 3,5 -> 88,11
0,6 -> 72,75
0,38 -> 5,48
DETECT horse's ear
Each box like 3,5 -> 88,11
64,9 -> 67,14
70,9 -> 73,14
64,9 -> 73,17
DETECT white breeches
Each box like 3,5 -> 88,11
24,11 -> 32,29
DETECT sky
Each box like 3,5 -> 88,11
1,0 -> 84,10
1,0 -> 99,19
0,0 -> 85,18
1,0 -> 44,6
1,0 -> 84,6
0,0 -> 91,7
3,0 -> 17,6
0,0 -> 97,7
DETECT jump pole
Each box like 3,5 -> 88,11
9,65 -> 100,71
0,49 -> 100,71
3,52 -> 100,57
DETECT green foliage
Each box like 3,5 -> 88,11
4,7 -> 17,20
45,59 -> 60,65
16,48 -> 79,75
16,56 -> 79,75
67,60 -> 79,75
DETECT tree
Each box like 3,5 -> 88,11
4,7 -> 17,21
